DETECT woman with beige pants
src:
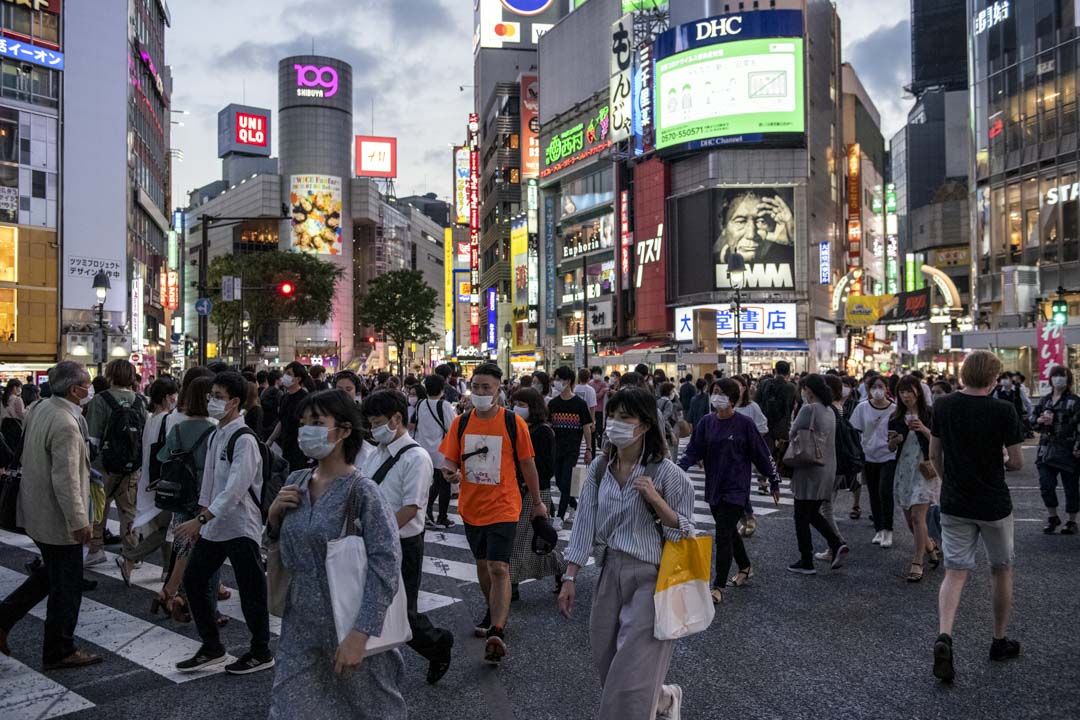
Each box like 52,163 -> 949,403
558,387 -> 696,720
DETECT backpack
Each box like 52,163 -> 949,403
99,392 -> 146,474
226,426 -> 290,522
154,424 -> 215,514
419,399 -> 448,437
831,406 -> 865,477
455,408 -> 525,493
0,417 -> 22,470
370,443 -> 422,485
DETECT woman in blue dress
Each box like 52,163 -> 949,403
266,389 -> 406,719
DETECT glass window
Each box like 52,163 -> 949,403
31,170 -> 44,199
1062,46 -> 1078,138
1038,53 -> 1058,143
1039,174 -> 1060,262
1022,61 -> 1038,148
0,225 -> 13,282
1018,0 -> 1037,60
1064,173 -> 1080,262
0,119 -> 15,164
7,5 -> 31,36
37,11 -> 58,44
1007,183 -> 1022,262
1023,177 -> 1039,249
1035,0 -> 1056,53
0,288 -> 14,342
0,164 -> 15,225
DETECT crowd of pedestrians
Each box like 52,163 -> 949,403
0,347 -> 1061,717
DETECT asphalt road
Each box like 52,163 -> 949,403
2,442 -> 1078,720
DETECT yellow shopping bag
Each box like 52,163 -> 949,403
88,479 -> 106,526
654,535 -> 714,640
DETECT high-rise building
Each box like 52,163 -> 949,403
910,0 -> 968,96
0,0 -> 64,380
63,0 -> 172,378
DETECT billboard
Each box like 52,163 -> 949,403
609,14 -> 634,143
511,216 -> 529,314
468,114 -> 481,345
217,104 -> 271,158
653,10 -> 805,150
289,175 -> 343,255
520,74 -> 539,179
444,227 -> 454,353
541,104 -> 611,179
845,289 -> 931,329
475,0 -> 564,50
280,56 -> 352,113
674,302 -> 797,341
454,146 -> 470,225
355,136 -> 397,178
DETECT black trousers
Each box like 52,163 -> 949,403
0,541 -> 83,664
794,499 -> 842,565
426,467 -> 451,521
710,501 -> 750,587
554,449 -> 579,517
592,412 -> 605,454
864,461 -> 897,532
183,536 -> 270,658
400,533 -> 451,662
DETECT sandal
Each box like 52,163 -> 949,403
217,586 -> 232,601
115,556 -> 132,588
170,595 -> 191,623
906,562 -> 924,583
927,543 -> 942,569
215,612 -> 229,627
849,506 -> 861,520
710,587 -> 724,605
150,589 -> 173,616
729,567 -> 754,587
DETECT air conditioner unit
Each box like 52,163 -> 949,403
1000,265 -> 1040,316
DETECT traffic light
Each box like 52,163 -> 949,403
367,336 -> 376,344
278,281 -> 295,297
1052,297 -> 1068,326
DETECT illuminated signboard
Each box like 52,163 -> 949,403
167,231 -> 178,270
520,74 -> 540,178
444,227 -> 454,353
819,241 -> 830,285
454,146 -> 470,225
289,175 -> 342,255
295,64 -> 338,98
973,1 -> 1009,35
620,189 -> 631,288
468,114 -> 481,345
236,113 -> 267,148
476,0 -> 564,50
487,286 -> 498,351
609,14 -> 633,143
217,105 -> 272,158
139,46 -> 166,100
159,268 -> 179,311
355,136 -> 398,178
131,275 -> 143,351
653,10 -> 805,150
0,37 -> 63,70
674,302 -> 798,341
541,105 -> 611,178
511,216 -> 529,323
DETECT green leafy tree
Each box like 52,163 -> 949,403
208,251 -> 342,358
356,269 -> 439,376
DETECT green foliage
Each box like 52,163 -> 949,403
356,269 -> 439,374
208,250 -> 342,355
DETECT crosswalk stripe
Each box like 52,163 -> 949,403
0,565 -> 220,683
0,654 -> 95,720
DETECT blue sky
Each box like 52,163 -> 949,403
167,0 -> 914,206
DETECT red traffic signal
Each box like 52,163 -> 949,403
367,336 -> 375,344
278,281 -> 294,296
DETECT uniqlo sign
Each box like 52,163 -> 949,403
235,112 -> 268,147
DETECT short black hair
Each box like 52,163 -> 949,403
376,371 -> 390,385
553,366 -> 574,382
256,370 -> 268,384
267,369 -> 282,385
148,377 -> 179,410
473,362 -> 503,380
213,371 -> 247,401
775,360 -> 791,376
435,364 -> 452,379
334,370 -> 361,391
801,373 -> 834,405
619,371 -> 644,387
713,378 -> 740,405
361,389 -> 407,425
207,361 -> 230,374
284,361 -> 309,380
297,390 -> 362,462
423,373 -> 445,396
634,363 -> 650,376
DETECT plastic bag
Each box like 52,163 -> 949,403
325,532 -> 412,654
569,465 -> 588,498
653,535 -> 714,641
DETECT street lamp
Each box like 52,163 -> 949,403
727,251 -> 746,375
91,270 -> 111,375
503,322 -> 512,380
241,310 -> 251,369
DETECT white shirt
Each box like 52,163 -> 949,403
850,400 -> 897,463
198,416 -> 263,543
736,401 -> 769,434
363,432 -> 432,539
573,383 -> 598,411
134,410 -> 169,529
411,398 -> 455,468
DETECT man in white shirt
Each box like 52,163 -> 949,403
411,374 -> 458,528
363,390 -> 454,685
173,371 -> 271,676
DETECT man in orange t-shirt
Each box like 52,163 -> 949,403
440,363 -> 545,666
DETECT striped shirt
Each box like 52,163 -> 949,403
565,455 -> 695,568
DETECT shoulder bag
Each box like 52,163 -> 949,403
783,405 -> 826,468
265,469 -> 313,617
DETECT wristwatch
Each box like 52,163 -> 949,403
562,575 -> 576,584
196,513 -> 209,525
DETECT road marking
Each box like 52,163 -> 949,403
0,654 -> 95,720
0,566 -> 221,683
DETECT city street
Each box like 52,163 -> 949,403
1,442 -> 1078,720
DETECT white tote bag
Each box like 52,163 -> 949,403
569,464 -> 588,498
325,486 -> 412,654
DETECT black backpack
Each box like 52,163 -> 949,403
832,406 -> 865,476
99,392 -> 145,474
0,417 -> 22,470
226,426 -> 290,522
155,424 -> 215,514
455,408 -> 525,493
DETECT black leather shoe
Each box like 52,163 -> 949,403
426,634 -> 453,685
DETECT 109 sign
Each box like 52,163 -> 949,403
295,64 -> 339,98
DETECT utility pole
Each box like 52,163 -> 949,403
198,214 -> 209,366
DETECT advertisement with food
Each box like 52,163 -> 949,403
289,175 -> 342,255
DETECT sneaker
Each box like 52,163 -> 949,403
564,507 -> 576,526
742,516 -> 757,537
814,549 -> 833,562
658,683 -> 683,720
786,560 -> 817,575
880,531 -> 894,548
484,627 -> 507,665
871,530 -> 883,545
176,648 -> 228,673
83,549 -> 107,566
831,544 -> 850,570
224,652 -> 275,675
552,517 -> 563,531
933,634 -> 955,683
474,609 -> 491,638
436,517 -> 456,529
425,515 -> 437,529
989,637 -> 1021,662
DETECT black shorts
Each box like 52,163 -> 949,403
464,522 -> 517,564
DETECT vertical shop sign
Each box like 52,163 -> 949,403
1038,320 -> 1066,396
544,194 -> 557,335
444,227 -> 454,353
620,189 -> 632,288
520,75 -> 540,178
609,14 -> 634,143
468,114 -> 481,344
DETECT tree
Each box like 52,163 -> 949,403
208,251 -> 342,359
356,269 -> 439,376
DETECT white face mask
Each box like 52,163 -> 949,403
592,373 -> 601,380
207,397 -> 229,420
710,394 -> 730,411
371,423 -> 396,446
1052,376 -> 1068,390
78,385 -> 94,407
513,406 -> 530,420
281,373 -> 295,388
841,386 -> 852,399
299,425 -> 337,459
870,387 -> 886,402
471,394 -> 494,411
999,380 -> 1011,389
606,419 -> 643,448
553,380 -> 566,394
407,397 -> 417,406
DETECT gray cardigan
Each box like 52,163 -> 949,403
17,397 -> 91,545
789,402 -> 836,501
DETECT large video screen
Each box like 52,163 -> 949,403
655,37 -> 804,149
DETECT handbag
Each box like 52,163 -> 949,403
654,533 -> 714,641
325,480 -> 412,653
782,407 -> 826,468
569,464 -> 588,498
266,541 -> 289,617
676,419 -> 693,439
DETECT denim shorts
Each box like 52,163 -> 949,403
940,513 -> 1014,571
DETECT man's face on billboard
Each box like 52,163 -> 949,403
722,194 -> 767,261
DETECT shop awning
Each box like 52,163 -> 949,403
614,340 -> 668,355
721,340 -> 809,353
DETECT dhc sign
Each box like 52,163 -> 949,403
695,16 -> 743,41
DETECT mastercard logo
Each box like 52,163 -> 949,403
494,22 -> 519,37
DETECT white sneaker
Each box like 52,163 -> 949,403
565,507 -> 576,524
814,549 -> 833,562
880,530 -> 894,548
871,530 -> 883,545
552,517 -> 563,531
658,683 -> 682,720
84,549 -> 107,566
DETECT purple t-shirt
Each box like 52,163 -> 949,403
678,411 -> 777,508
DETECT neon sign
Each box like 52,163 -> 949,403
543,106 -> 610,172
294,65 -> 339,98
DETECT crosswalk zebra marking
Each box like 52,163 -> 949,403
0,654 -> 95,720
